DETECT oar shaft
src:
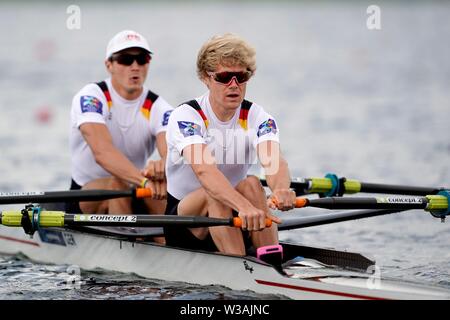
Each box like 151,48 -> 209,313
0,211 -> 272,228
65,214 -> 235,228
359,182 -> 438,196
260,178 -> 310,195
261,176 -> 444,196
303,197 -> 428,210
0,188 -> 151,204
295,195 -> 449,212
279,209 -> 405,231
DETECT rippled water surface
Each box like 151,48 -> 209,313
0,1 -> 449,299
0,255 -> 286,300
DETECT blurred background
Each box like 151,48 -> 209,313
0,0 -> 449,298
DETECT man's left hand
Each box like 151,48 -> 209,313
142,159 -> 166,181
268,189 -> 297,211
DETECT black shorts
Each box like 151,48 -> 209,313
65,179 -> 82,213
164,193 -> 218,252
65,178 -> 149,214
163,193 -> 253,253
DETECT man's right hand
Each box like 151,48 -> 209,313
238,205 -> 281,231
145,179 -> 167,200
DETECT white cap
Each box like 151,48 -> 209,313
105,30 -> 152,59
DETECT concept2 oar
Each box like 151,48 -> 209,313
278,208 -> 405,231
261,173 -> 446,196
0,206 -> 272,236
294,192 -> 450,221
0,188 -> 152,205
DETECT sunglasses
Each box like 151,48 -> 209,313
207,70 -> 252,85
111,53 -> 151,66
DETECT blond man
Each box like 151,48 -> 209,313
164,33 -> 296,255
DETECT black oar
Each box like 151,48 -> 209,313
0,188 -> 151,205
278,209 -> 405,230
0,209 -> 272,230
295,195 -> 447,210
293,194 -> 449,221
260,175 -> 445,196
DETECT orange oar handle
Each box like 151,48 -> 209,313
135,188 -> 153,198
232,217 -> 272,228
270,197 -> 308,208
295,197 -> 308,208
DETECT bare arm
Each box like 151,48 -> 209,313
155,131 -> 168,159
184,144 -> 253,212
183,143 -> 277,230
258,140 -> 296,210
140,131 -> 168,199
142,131 -> 168,181
80,123 -> 146,187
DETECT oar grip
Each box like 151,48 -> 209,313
295,197 -> 308,208
135,188 -> 152,198
271,197 -> 307,209
232,217 -> 272,228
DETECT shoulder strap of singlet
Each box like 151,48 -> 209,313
140,90 -> 159,120
183,98 -> 253,130
183,99 -> 209,128
95,81 -> 112,110
95,81 -> 159,120
238,99 -> 253,130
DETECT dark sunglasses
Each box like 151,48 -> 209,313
208,70 -> 252,85
111,53 -> 151,66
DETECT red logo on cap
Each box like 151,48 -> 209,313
126,34 -> 140,41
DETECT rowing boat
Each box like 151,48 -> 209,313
0,214 -> 449,300
0,175 -> 449,300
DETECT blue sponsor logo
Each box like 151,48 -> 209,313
178,121 -> 202,137
257,118 -> 278,137
38,229 -> 67,246
162,110 -> 172,126
80,95 -> 103,114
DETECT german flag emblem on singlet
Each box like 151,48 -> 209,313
183,99 -> 253,130
96,81 -> 159,120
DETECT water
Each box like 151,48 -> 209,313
0,1 -> 449,299
0,255 -> 285,300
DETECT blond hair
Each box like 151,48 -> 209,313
196,33 -> 256,80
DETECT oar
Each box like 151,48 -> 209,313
0,210 -> 272,230
0,188 -> 152,205
294,195 -> 447,210
293,193 -> 450,221
260,175 -> 445,196
278,208 -> 405,230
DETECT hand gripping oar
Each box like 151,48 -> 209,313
261,173 -> 446,197
0,205 -> 272,236
0,188 -> 152,204
293,191 -> 450,222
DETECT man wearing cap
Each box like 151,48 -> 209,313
68,30 -> 173,229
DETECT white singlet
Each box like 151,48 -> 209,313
166,91 -> 279,200
70,78 -> 174,186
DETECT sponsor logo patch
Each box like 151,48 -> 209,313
177,121 -> 202,137
162,110 -> 172,126
38,229 -> 67,246
80,95 -> 103,114
257,118 -> 278,137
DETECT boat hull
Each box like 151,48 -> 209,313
0,225 -> 449,300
